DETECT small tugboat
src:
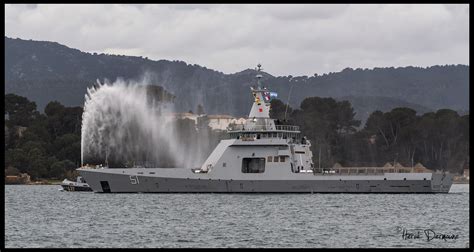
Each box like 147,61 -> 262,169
60,176 -> 93,191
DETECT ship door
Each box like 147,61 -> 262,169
100,181 -> 111,193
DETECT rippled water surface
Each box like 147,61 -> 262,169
5,184 -> 469,248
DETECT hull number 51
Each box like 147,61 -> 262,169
130,175 -> 140,185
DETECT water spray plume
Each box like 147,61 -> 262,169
81,78 -> 203,168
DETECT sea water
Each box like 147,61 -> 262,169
4,184 -> 469,248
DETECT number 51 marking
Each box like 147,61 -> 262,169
130,175 -> 140,185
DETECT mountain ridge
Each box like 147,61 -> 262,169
5,36 -> 469,121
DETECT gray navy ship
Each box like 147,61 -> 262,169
78,64 -> 454,193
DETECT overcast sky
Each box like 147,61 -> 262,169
5,4 -> 469,76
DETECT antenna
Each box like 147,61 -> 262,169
255,63 -> 263,89
284,82 -> 294,121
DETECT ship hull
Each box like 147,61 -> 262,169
78,168 -> 453,193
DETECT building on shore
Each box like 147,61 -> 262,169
168,112 -> 247,131
453,167 -> 470,183
207,115 -> 246,131
463,168 -> 469,180
171,112 -> 200,124
5,173 -> 31,184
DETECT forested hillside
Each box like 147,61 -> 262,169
5,37 -> 469,123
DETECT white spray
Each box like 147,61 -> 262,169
81,77 -> 207,168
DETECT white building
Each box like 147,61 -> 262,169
169,113 -> 246,131
171,112 -> 199,124
207,115 -> 246,131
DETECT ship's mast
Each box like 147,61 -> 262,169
245,64 -> 275,130
256,63 -> 263,89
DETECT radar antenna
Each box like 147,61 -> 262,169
255,63 -> 263,89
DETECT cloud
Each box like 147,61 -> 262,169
5,4 -> 469,76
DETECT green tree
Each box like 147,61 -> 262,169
5,93 -> 39,127
5,148 -> 29,173
5,166 -> 20,176
269,99 -> 292,122
361,107 -> 468,172
45,101 -> 65,138
53,134 -> 81,164
50,159 -> 76,179
292,97 -> 360,167
44,100 -> 65,117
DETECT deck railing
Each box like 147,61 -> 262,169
313,167 -> 419,175
275,125 -> 300,132
228,124 -> 299,132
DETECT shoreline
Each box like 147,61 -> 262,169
5,180 -> 63,185
31,179 -> 63,185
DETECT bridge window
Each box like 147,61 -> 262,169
274,156 -> 279,162
280,156 -> 285,162
242,158 -> 265,173
267,156 -> 272,162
